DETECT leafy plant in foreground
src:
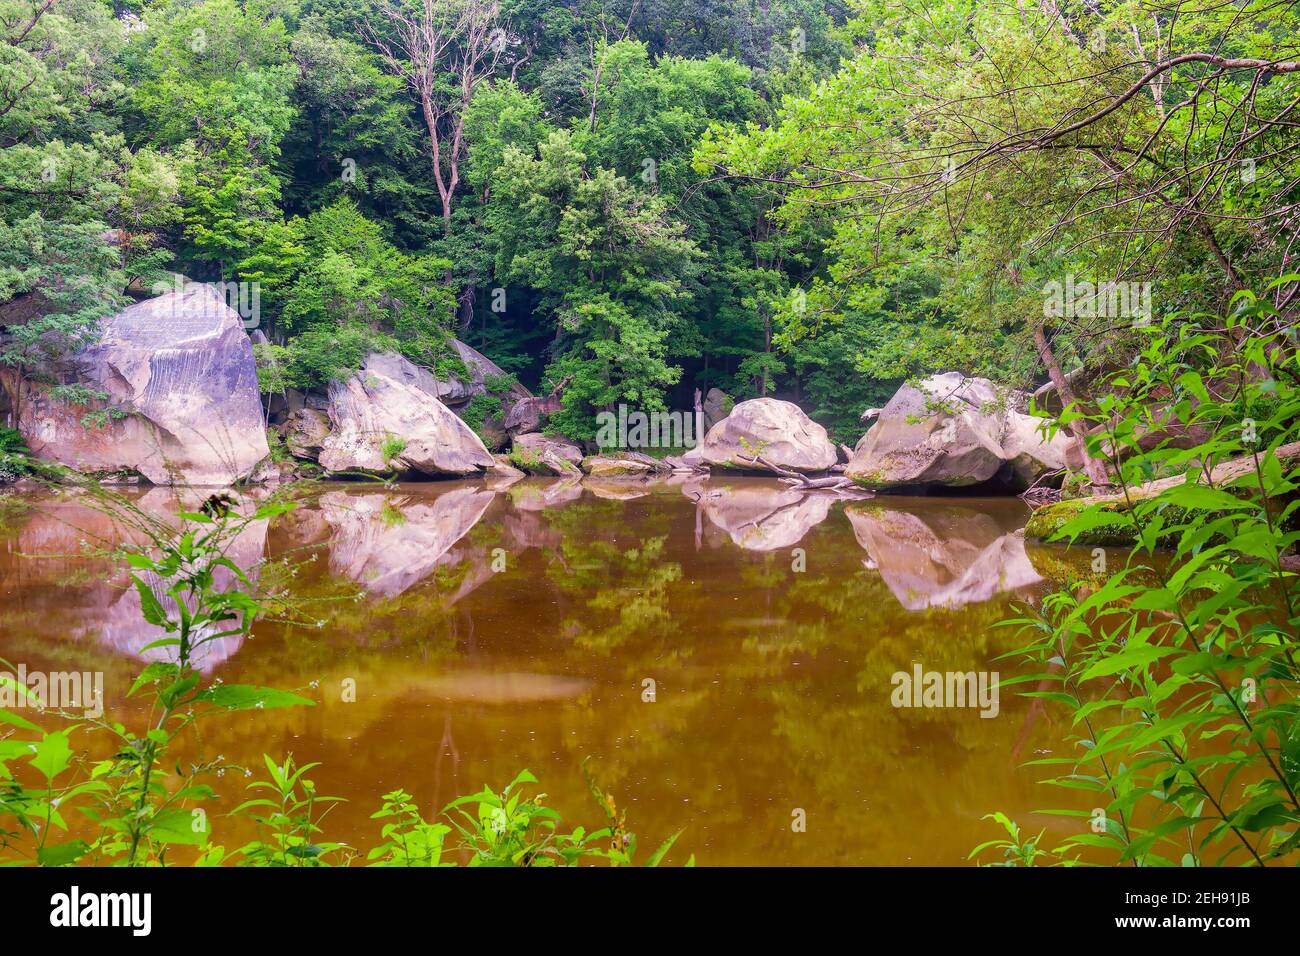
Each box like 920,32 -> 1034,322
976,289 -> 1300,866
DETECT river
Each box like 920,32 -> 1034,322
0,477 -> 1097,864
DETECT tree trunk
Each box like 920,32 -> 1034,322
1033,320 -> 1110,486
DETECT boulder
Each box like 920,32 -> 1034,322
510,432 -> 582,476
281,407 -> 331,460
702,387 -> 732,430
582,455 -> 653,478
13,283 -> 268,485
581,451 -> 669,478
318,352 -> 494,476
700,398 -> 837,474
846,373 -> 1071,491
433,339 -> 531,410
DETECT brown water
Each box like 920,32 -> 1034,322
0,477 -> 1096,865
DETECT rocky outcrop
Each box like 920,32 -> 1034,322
318,352 -> 494,477
13,283 -> 268,485
434,339 -> 531,410
281,408 -> 331,460
702,387 -> 732,430
502,375 -> 570,436
510,432 -> 582,476
846,373 -> 1071,491
700,398 -> 838,474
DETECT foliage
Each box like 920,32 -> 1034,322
976,291 -> 1300,866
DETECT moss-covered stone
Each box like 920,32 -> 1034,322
1023,497 -> 1138,545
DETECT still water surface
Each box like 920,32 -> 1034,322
0,478 -> 1094,864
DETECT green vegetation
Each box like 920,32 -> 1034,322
976,295 -> 1300,865
3,1 -> 1295,449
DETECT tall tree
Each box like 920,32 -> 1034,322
367,0 -> 505,233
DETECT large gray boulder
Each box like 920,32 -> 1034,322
14,283 -> 268,485
434,339 -> 531,410
700,398 -> 837,474
846,373 -> 1071,490
318,352 -> 494,476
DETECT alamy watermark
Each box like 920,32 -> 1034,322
1043,275 -> 1151,324
0,664 -> 104,718
594,404 -> 705,450
890,665 -> 999,718
152,276 -> 261,330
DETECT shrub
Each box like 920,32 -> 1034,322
975,292 -> 1300,867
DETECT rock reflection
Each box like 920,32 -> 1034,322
7,489 -> 267,671
683,480 -> 833,552
846,502 -> 1043,609
320,486 -> 495,597
507,477 -> 583,512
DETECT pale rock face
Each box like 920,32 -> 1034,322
282,408 -> 331,460
318,352 -> 494,476
846,372 -> 1071,490
700,398 -> 838,474
16,284 -> 269,485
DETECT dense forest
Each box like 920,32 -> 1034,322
1,0 -> 1300,883
3,0 -> 1293,452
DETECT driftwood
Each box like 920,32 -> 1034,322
749,455 -> 875,499
1019,468 -> 1066,506
502,374 -> 573,432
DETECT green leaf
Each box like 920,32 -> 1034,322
30,730 -> 73,782
194,685 -> 314,711
37,840 -> 90,867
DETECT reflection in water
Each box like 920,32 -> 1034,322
684,481 -> 834,551
416,671 -> 592,703
0,480 -> 1089,864
846,502 -> 1043,610
321,487 -> 495,597
7,489 -> 267,672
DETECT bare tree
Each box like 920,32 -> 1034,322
366,0 -> 503,232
